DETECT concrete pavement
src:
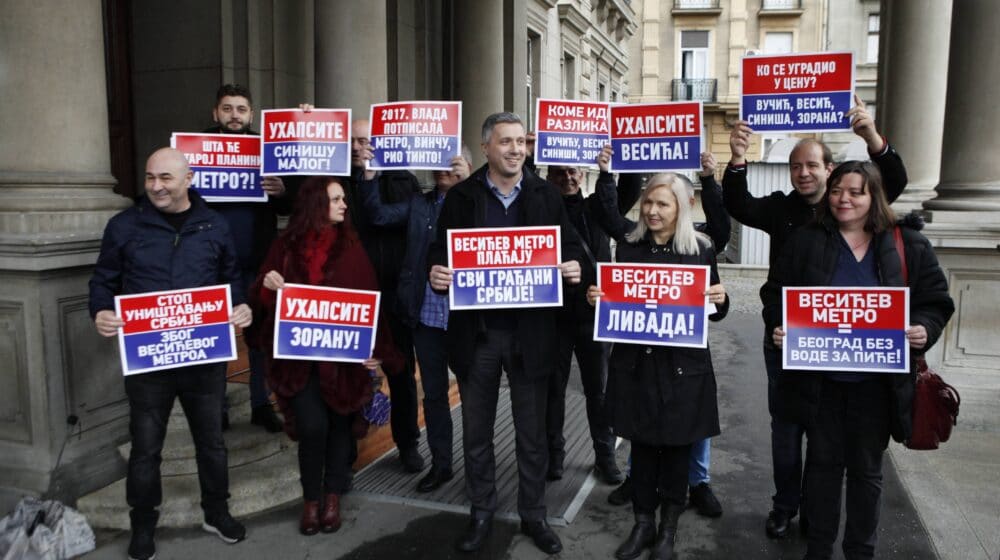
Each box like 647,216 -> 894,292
80,275 -> 997,559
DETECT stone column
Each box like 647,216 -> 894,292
924,0 -> 1000,214
0,0 -> 131,503
877,0 -> 952,213
315,0 -> 389,118
454,0 -> 505,168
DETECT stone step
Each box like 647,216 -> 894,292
78,444 -> 301,530
118,420 -> 292,476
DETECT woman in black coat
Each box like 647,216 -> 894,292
587,173 -> 729,560
761,161 -> 954,560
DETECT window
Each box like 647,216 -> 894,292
599,82 -> 607,101
866,14 -> 880,64
527,31 -> 541,128
562,53 -> 576,99
680,30 -> 709,80
763,32 -> 793,54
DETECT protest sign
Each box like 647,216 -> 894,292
115,285 -> 236,376
741,52 -> 855,133
782,287 -> 909,373
273,284 -> 380,363
260,108 -> 351,176
609,102 -> 702,173
534,99 -> 610,168
368,101 -> 462,170
594,263 -> 710,348
447,226 -> 562,310
171,133 -> 264,202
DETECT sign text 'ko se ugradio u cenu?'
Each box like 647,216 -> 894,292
741,52 -> 854,133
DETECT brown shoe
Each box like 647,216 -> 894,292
300,500 -> 320,536
320,493 -> 342,533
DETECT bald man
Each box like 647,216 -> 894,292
89,148 -> 252,560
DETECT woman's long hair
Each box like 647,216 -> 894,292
625,173 -> 703,255
281,176 -> 359,246
818,160 -> 896,233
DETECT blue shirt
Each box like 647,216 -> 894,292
485,172 -> 522,209
827,233 -> 879,382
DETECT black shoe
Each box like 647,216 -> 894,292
614,514 -> 656,560
399,445 -> 425,473
594,458 -> 625,485
608,476 -> 633,506
251,404 -> 283,433
455,516 -> 492,552
416,466 -> 454,493
127,525 -> 156,560
688,482 -> 723,518
202,511 -> 246,544
221,411 -> 230,432
765,509 -> 796,539
520,519 -> 563,554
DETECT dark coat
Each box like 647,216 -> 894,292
606,235 -> 730,446
426,164 -> 585,381
89,190 -> 244,317
345,169 -> 422,294
359,180 -> 445,328
248,221 -> 404,440
202,125 -> 296,273
760,216 -> 955,443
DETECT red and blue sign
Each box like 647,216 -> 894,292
447,226 -> 562,310
594,263 -> 710,348
115,285 -> 236,376
171,133 -> 264,202
273,284 -> 380,363
534,99 -> 610,168
782,287 -> 910,373
261,109 -> 351,176
368,101 -> 462,171
609,102 -> 702,173
741,52 -> 855,133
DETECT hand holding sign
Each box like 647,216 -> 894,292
729,120 -> 752,165
263,270 -> 286,291
586,285 -> 603,307
230,303 -> 253,328
845,94 -> 883,152
906,324 -> 927,349
705,283 -> 726,306
597,145 -> 613,173
773,326 -> 786,348
559,260 -> 582,284
95,309 -> 125,337
429,265 -> 453,291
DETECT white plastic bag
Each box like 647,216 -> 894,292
0,497 -> 94,560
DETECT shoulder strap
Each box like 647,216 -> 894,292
893,226 -> 908,285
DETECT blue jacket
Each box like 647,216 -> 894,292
89,190 -> 245,317
359,179 -> 444,328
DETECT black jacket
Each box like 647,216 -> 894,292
345,169 -> 421,294
607,235 -> 729,446
89,190 -> 244,317
427,164 -> 584,380
760,216 -> 955,443
202,125 -> 296,274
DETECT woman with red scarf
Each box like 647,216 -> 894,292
250,176 -> 402,535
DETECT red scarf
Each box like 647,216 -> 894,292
302,227 -> 338,285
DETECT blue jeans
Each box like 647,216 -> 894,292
125,364 -> 229,527
688,438 -> 711,486
413,323 -> 453,469
764,343 -> 807,514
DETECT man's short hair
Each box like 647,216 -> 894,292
481,112 -> 523,143
790,138 -> 833,166
215,84 -> 253,107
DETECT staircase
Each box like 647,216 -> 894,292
77,383 -> 301,529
